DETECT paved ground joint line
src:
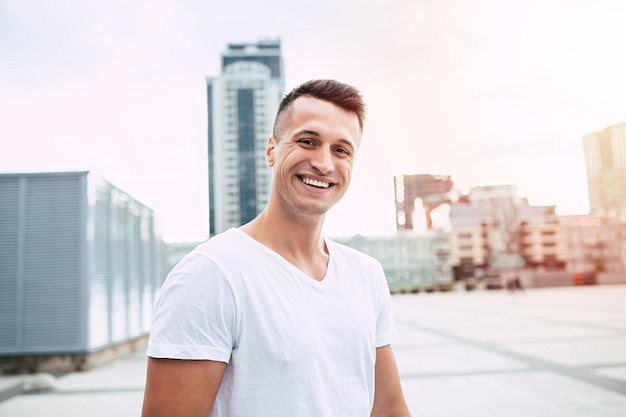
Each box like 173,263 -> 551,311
396,317 -> 626,396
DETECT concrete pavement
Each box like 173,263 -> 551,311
1,285 -> 625,416
394,285 -> 626,416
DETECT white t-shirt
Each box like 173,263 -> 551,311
147,228 -> 395,417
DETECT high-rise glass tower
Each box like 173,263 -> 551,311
583,122 -> 626,221
206,39 -> 285,236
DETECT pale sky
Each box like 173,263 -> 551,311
2,0 -> 626,242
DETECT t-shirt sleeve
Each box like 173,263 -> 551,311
146,253 -> 237,363
374,262 -> 396,348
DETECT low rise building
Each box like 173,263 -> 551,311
0,172 -> 164,368
560,214 -> 624,278
518,202 -> 565,268
448,203 -> 491,279
333,230 -> 453,292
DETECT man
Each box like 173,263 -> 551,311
141,79 -> 411,417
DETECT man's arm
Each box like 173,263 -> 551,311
141,357 -> 227,417
370,345 -> 412,417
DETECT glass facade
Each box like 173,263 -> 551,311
223,55 -> 282,79
583,123 -> 626,219
206,40 -> 284,236
207,83 -> 216,236
222,40 -> 283,78
237,88 -> 257,225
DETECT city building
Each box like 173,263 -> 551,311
163,240 -> 201,276
333,231 -> 453,292
446,184 -> 528,281
468,185 -> 522,262
582,122 -> 626,282
448,203 -> 491,279
393,174 -> 453,231
560,214 -> 624,280
0,172 -> 164,363
583,122 -> 626,221
518,201 -> 565,269
446,184 -> 570,282
206,39 -> 285,236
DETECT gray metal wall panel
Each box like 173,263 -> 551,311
140,210 -> 154,332
1,172 -> 164,356
88,178 -> 113,348
86,176 -> 164,350
22,175 -> 83,352
0,178 -> 20,351
110,199 -> 128,342
127,206 -> 141,337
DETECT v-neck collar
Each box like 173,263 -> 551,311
233,228 -> 333,286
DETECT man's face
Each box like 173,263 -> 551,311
266,96 -> 361,217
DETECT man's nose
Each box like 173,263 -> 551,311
310,146 -> 333,173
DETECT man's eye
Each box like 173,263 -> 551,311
336,148 -> 351,156
298,139 -> 314,146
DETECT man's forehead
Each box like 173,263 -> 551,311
289,97 -> 359,126
274,96 -> 362,144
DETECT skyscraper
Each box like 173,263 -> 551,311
206,39 -> 285,236
582,122 -> 626,221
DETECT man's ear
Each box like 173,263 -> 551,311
266,136 -> 276,167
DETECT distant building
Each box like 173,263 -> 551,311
393,174 -> 453,231
518,202 -> 565,268
0,172 -> 164,360
583,123 -> 626,280
447,185 -> 569,279
448,203 -> 491,279
448,185 -> 528,278
206,39 -> 285,236
468,185 -> 521,259
163,240 -> 202,276
560,214 -> 624,275
332,231 -> 453,292
583,122 -> 626,221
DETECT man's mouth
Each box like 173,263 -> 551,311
301,177 -> 330,189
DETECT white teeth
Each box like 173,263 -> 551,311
302,177 -> 330,189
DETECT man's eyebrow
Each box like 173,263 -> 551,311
336,138 -> 356,150
294,129 -> 321,137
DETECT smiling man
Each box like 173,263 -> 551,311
141,79 -> 411,417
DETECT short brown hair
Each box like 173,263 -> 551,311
272,79 -> 366,140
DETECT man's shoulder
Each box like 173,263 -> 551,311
167,229 -> 253,283
192,228 -> 246,258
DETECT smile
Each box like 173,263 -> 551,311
302,177 -> 330,189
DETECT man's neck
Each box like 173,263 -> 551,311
240,208 -> 329,281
